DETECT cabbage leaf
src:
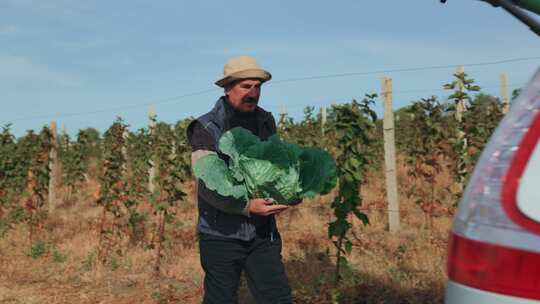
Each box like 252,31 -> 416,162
193,127 -> 337,204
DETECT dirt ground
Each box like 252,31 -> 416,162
0,164 -> 453,304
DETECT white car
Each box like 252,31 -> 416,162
445,68 -> 540,303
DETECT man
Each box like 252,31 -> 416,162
187,56 -> 293,304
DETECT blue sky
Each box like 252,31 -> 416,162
2,0 -> 540,137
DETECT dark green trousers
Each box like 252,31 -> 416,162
198,232 -> 292,304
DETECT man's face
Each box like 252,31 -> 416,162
225,79 -> 262,112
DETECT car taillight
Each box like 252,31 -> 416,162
447,68 -> 540,300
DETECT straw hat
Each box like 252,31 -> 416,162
215,56 -> 272,87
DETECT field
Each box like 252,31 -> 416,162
0,158 -> 453,304
0,77 -> 506,303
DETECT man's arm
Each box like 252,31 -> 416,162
188,121 -> 251,216
191,148 -> 252,216
188,120 -> 288,216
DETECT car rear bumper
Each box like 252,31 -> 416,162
445,281 -> 540,304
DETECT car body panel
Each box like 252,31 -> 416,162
518,141 -> 540,222
446,281 -> 540,304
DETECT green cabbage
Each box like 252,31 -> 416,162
193,127 -> 337,204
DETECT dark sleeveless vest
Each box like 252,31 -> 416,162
188,97 -> 278,241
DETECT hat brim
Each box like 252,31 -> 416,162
215,69 -> 272,87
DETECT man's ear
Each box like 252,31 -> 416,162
224,79 -> 240,94
223,83 -> 232,95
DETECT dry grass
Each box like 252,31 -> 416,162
0,159 -> 455,304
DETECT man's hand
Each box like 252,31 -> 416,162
248,198 -> 288,216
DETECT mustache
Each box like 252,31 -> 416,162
242,98 -> 258,104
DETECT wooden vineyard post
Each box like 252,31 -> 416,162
321,106 -> 327,136
455,65 -> 466,194
456,65 -> 466,122
48,121 -> 58,212
170,124 -> 177,160
501,72 -> 510,114
382,77 -> 400,233
278,105 -> 287,130
122,128 -> 129,172
149,107 -> 156,193
280,105 -> 287,116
